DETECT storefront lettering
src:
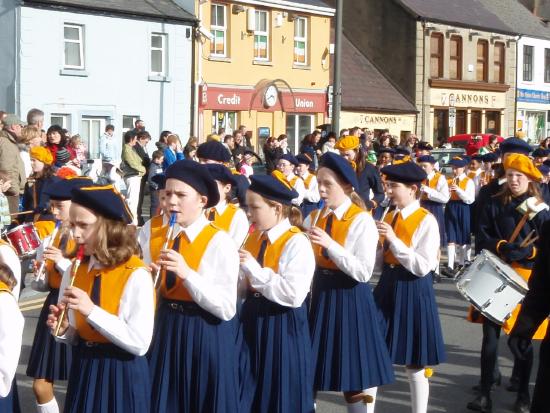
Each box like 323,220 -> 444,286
442,93 -> 497,107
360,115 -> 399,124
295,98 -> 314,109
217,93 -> 241,106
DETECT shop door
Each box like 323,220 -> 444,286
81,116 -> 107,159
526,111 -> 545,143
485,111 -> 501,135
433,109 -> 449,141
471,111 -> 482,133
455,110 -> 467,135
212,111 -> 238,135
286,114 -> 314,154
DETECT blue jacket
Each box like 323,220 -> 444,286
162,147 -> 184,171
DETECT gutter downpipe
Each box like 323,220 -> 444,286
192,2 -> 203,139
514,34 -> 522,139
421,19 -> 426,141
331,0 -> 343,134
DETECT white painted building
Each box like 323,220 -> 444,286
0,0 -> 196,158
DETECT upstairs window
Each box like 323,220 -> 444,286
493,42 -> 505,84
545,48 -> 550,83
449,36 -> 462,80
210,4 -> 227,57
64,23 -> 84,69
523,45 -> 533,82
150,33 -> 167,76
430,33 -> 443,79
476,40 -> 488,82
293,17 -> 307,65
254,10 -> 269,60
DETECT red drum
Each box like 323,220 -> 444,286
6,223 -> 41,257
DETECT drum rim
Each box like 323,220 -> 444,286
477,249 -> 529,292
456,284 -> 506,325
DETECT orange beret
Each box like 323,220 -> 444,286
335,136 -> 360,151
503,153 -> 542,182
30,146 -> 54,166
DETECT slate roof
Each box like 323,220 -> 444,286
396,0 -> 516,35
22,0 -> 196,22
341,35 -> 417,113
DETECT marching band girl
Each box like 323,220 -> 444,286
374,161 -> 446,413
148,160 -> 240,412
23,147 -> 60,222
239,174 -> 315,412
27,177 -> 91,413
295,154 -> 320,217
468,154 -> 484,196
274,154 -> 306,206
47,185 -> 155,413
0,264 -> 24,413
205,163 -> 249,246
307,152 -> 394,413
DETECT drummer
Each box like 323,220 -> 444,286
468,154 -> 550,413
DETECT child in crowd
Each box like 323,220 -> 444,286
148,150 -> 165,218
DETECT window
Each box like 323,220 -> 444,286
545,49 -> 550,83
81,117 -> 107,159
63,23 -> 84,69
449,36 -> 462,80
150,33 -> 167,76
494,42 -> 505,84
254,10 -> 269,60
123,115 -> 140,132
523,45 -> 534,82
210,4 -> 227,57
293,17 -> 307,65
212,111 -> 237,135
430,33 -> 443,79
50,114 -> 70,129
476,40 -> 489,82
286,114 -> 313,154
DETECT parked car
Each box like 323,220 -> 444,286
431,147 -> 466,177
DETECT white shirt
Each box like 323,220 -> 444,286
287,173 -> 306,206
451,173 -> 475,205
0,291 -> 24,397
469,168 -> 483,196
170,214 -> 239,321
421,171 -> 450,204
32,232 -> 73,292
377,200 -> 440,277
0,245 -> 21,299
241,218 -> 315,308
304,197 -> 378,282
56,256 -> 155,356
20,150 -> 32,178
138,214 -> 180,266
300,172 -> 321,203
213,201 -> 249,247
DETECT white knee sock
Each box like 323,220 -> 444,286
458,244 -> 465,266
464,244 -> 472,262
363,387 -> 378,413
37,398 -> 59,413
406,368 -> 429,413
447,244 -> 456,269
345,388 -> 378,413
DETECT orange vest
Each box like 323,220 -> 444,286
289,175 -> 300,188
149,215 -> 169,264
383,207 -> 429,265
467,170 -> 480,180
159,224 -> 220,301
244,227 -> 301,273
0,280 -> 10,293
302,174 -> 314,189
422,172 -> 441,200
311,203 -> 364,269
34,220 -> 56,240
448,176 -> 470,201
73,255 -> 147,343
208,204 -> 239,233
45,230 -> 75,289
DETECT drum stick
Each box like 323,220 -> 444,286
520,236 -> 539,249
34,221 -> 61,282
509,214 -> 530,243
54,245 -> 85,337
519,230 -> 536,248
9,210 -> 34,217
153,212 -> 177,289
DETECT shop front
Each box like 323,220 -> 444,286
199,83 -> 326,154
340,111 -> 416,141
517,88 -> 550,143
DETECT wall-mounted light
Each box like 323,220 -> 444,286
232,4 -> 245,14
288,12 -> 298,22
246,7 -> 255,32
275,13 -> 283,27
490,34 -> 503,44
445,28 -> 459,38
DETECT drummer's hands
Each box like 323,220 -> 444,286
508,335 -> 533,361
43,246 -> 63,263
63,286 -> 94,317
158,248 -> 190,280
238,249 -> 254,264
308,227 -> 333,248
376,221 -> 397,242
47,303 -> 69,335
498,242 -> 533,262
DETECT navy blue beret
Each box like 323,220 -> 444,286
381,162 -> 427,183
394,146 -> 411,156
416,141 -> 433,151
449,156 -> 469,168
532,148 -> 549,158
71,185 -> 133,224
471,154 -> 484,162
205,163 -> 237,186
280,153 -> 299,166
482,152 -> 498,163
249,174 -> 298,206
417,155 -> 436,164
538,164 -> 550,175
500,138 -> 531,156
196,140 -> 232,163
166,160 -> 220,208
377,147 -> 395,155
319,152 -> 359,190
151,174 -> 166,190
296,153 -> 313,165
45,177 -> 94,200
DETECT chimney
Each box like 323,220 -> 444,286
534,0 -> 550,20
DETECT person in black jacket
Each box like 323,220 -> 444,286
134,131 -> 151,226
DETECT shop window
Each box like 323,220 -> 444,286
471,111 -> 482,133
286,114 -> 313,154
476,40 -> 488,82
493,42 -> 505,84
485,111 -> 500,135
81,116 -> 108,159
293,17 -> 307,65
523,45 -> 533,82
430,33 -> 443,79
545,49 -> 550,83
50,113 -> 70,129
210,4 -> 227,57
455,110 -> 467,134
433,109 -> 448,142
449,36 -> 462,80
150,33 -> 168,76
123,115 -> 140,132
212,111 -> 237,135
254,10 -> 269,61
63,23 -> 85,69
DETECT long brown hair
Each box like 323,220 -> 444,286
92,217 -> 140,267
495,181 -> 542,205
0,263 -> 16,290
353,147 -> 367,174
264,198 -> 304,229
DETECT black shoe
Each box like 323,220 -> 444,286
472,374 -> 501,393
507,380 -> 520,392
433,273 -> 441,284
513,395 -> 530,413
467,395 -> 492,412
441,266 -> 456,278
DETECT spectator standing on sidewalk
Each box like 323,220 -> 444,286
0,114 -> 27,214
162,134 -> 184,171
147,150 -> 164,218
121,131 -> 145,225
135,131 -> 151,226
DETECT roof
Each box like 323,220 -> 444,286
479,0 -> 550,40
21,0 -> 196,23
395,0 -> 516,35
340,35 -> 417,114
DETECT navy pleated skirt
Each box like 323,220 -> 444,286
444,200 -> 471,245
26,289 -> 72,380
0,379 -> 21,413
421,200 -> 446,246
301,201 -> 319,219
309,269 -> 395,392
374,265 -> 446,366
239,293 -> 314,413
64,342 -> 150,413
148,300 -> 239,413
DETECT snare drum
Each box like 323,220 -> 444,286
6,223 -> 41,257
455,249 -> 528,325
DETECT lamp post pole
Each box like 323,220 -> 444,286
331,0 -> 343,134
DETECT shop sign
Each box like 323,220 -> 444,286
431,88 -> 504,109
518,88 -> 550,105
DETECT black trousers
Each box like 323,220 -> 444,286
532,335 -> 549,413
136,174 -> 147,225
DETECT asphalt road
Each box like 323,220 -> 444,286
15,271 -> 539,413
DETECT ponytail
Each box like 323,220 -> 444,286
288,205 -> 304,229
350,190 -> 367,210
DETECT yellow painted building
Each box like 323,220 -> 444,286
193,0 -> 334,153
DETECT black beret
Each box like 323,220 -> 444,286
151,174 -> 166,190
249,174 -> 298,205
416,141 -> 433,151
280,153 -> 299,166
377,147 -> 395,155
296,153 -> 313,165
449,156 -> 469,168
532,148 -> 549,158
381,162 -> 427,184
394,146 -> 411,156
471,154 -> 484,162
205,163 -> 237,186
482,152 -> 498,163
417,155 -> 436,164
165,160 -> 220,208
45,177 -> 94,200
319,152 -> 359,190
196,140 -> 232,163
500,138 -> 531,156
71,185 -> 133,224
